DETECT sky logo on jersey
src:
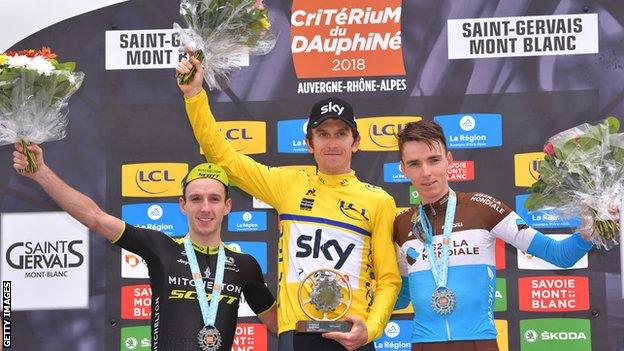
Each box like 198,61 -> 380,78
518,276 -> 589,312
226,241 -> 267,274
409,185 -> 420,205
373,320 -> 412,351
121,203 -> 188,237
495,278 -> 507,312
120,325 -> 151,351
495,319 -> 509,351
277,118 -> 308,153
228,211 -> 267,232
495,238 -> 506,270
121,249 -> 149,279
122,163 -> 188,197
357,116 -> 422,151
517,234 -> 588,270
434,113 -> 502,149
121,284 -> 152,320
515,194 -> 581,228
217,121 -> 266,154
287,222 -> 364,287
232,323 -> 267,350
520,318 -> 591,351
447,160 -> 475,182
383,163 -> 409,183
514,152 -> 544,187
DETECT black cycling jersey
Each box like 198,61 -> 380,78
115,224 -> 275,351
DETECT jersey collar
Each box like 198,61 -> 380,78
316,170 -> 357,187
174,236 -> 223,254
421,190 -> 451,216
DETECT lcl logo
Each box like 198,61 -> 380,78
122,163 -> 188,197
370,123 -> 403,137
225,128 -> 253,140
137,170 -> 175,182
214,121 -> 266,154
357,116 -> 421,151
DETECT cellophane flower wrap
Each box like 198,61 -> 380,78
525,117 -> 624,249
174,0 -> 276,90
0,47 -> 84,172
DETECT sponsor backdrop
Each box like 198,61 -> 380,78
1,1 -> 624,350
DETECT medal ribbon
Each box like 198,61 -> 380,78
183,235 -> 226,327
416,190 -> 456,288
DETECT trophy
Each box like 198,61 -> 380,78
296,269 -> 353,333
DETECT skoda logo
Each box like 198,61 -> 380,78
125,337 -> 138,349
147,204 -> 163,220
459,115 -> 476,131
525,329 -> 538,343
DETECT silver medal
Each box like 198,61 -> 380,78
430,287 -> 456,315
198,326 -> 222,351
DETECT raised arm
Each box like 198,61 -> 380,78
12,143 -> 124,241
176,54 -> 291,208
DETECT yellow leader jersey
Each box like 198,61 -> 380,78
185,90 -> 401,342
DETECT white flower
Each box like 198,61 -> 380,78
6,55 -> 31,69
6,55 -> 56,76
28,56 -> 55,76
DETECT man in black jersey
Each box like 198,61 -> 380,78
12,143 -> 277,351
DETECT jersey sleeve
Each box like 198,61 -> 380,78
112,223 -> 168,265
486,194 -> 593,268
184,90 -> 294,208
365,194 -> 402,342
525,232 -> 593,268
241,254 -> 276,315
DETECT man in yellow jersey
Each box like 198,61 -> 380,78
176,57 -> 401,351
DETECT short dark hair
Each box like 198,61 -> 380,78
397,120 -> 448,156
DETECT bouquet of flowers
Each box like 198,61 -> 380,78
174,0 -> 276,90
0,47 -> 84,173
525,117 -> 624,249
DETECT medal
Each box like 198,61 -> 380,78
414,190 -> 458,316
184,236 -> 226,351
430,287 -> 456,315
198,325 -> 222,351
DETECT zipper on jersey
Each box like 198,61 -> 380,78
446,317 -> 452,340
429,203 -> 436,217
